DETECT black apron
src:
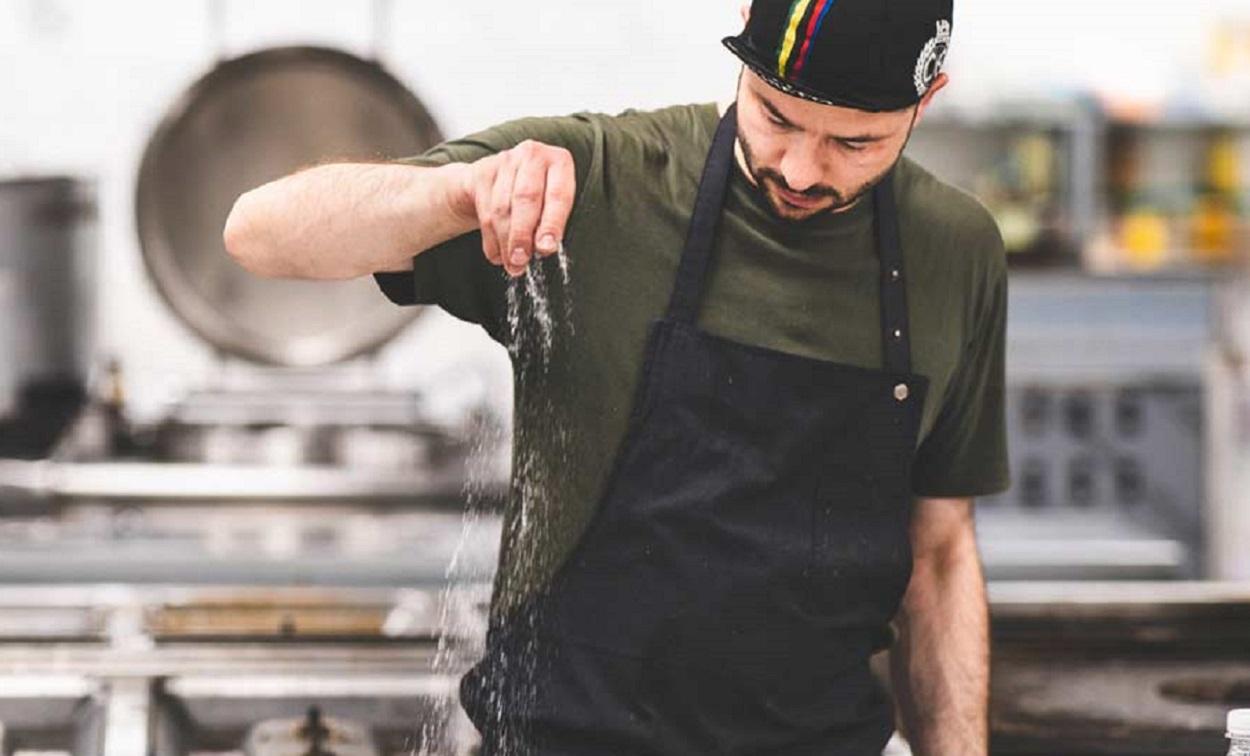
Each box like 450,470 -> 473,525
460,102 -> 929,756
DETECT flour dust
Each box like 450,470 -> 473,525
414,245 -> 575,756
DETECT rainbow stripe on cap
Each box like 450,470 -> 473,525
776,0 -> 838,80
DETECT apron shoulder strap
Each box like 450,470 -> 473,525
872,172 -> 912,375
666,101 -> 914,378
665,102 -> 739,325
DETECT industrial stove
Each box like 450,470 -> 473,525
0,585 -> 492,755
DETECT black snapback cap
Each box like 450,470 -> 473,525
723,0 -> 954,112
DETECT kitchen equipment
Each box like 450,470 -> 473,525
244,707 -> 378,756
0,177 -> 96,454
1,582 -> 1245,756
988,581 -> 1250,755
906,98 -> 1098,268
0,501 -> 503,585
0,44 -> 515,504
1227,710 -> 1250,756
0,585 -> 489,756
977,273 -> 1216,579
146,389 -> 473,470
1097,117 -> 1249,273
135,45 -> 441,366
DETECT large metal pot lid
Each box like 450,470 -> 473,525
136,46 -> 441,366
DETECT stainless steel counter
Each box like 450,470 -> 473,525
987,580 -> 1250,755
0,584 -> 490,755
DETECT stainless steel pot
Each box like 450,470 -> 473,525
135,46 -> 442,366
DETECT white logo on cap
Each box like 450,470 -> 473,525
914,20 -> 951,97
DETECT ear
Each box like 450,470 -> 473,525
740,3 -> 750,25
914,72 -> 948,123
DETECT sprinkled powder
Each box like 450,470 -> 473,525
417,243 -> 575,755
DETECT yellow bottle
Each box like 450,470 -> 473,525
1190,132 -> 1241,266
1190,194 -> 1235,265
1121,207 -> 1170,271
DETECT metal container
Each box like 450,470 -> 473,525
135,46 -> 441,366
0,177 -> 96,417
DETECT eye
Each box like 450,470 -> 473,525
837,139 -> 868,153
764,111 -> 791,129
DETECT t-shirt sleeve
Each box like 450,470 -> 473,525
370,113 -> 601,344
910,223 -> 1011,499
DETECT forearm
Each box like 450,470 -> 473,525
889,532 -> 990,755
223,161 -> 477,279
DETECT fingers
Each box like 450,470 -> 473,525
535,155 -> 575,258
489,151 -> 522,277
473,141 -> 575,277
507,143 -> 548,270
472,154 -> 503,267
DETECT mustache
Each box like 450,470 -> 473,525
758,169 -> 840,201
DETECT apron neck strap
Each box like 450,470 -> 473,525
873,171 -> 912,375
665,102 -> 739,326
665,101 -> 913,376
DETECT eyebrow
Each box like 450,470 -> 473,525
758,95 -> 887,144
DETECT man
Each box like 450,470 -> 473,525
224,0 -> 1008,753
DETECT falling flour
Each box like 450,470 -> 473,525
416,244 -> 575,756
506,243 -> 573,369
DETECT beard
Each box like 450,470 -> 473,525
737,132 -> 892,222
734,109 -> 917,223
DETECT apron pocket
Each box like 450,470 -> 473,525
808,439 -> 914,623
816,442 -> 890,510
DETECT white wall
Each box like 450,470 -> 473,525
952,0 -> 1250,106
2,0 -> 1247,421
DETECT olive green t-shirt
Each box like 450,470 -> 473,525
373,102 -> 1010,623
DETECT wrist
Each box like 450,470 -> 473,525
441,161 -> 479,231
389,161 -> 478,260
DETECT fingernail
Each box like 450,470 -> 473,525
511,247 -> 526,265
537,234 -> 557,254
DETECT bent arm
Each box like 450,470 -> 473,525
222,161 -> 477,279
889,496 -> 989,756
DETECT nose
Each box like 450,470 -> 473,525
777,138 -> 825,194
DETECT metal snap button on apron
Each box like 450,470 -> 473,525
460,101 -> 931,756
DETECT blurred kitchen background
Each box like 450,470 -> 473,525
2,0 -> 1250,754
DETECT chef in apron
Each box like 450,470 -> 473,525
460,0 -> 964,753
